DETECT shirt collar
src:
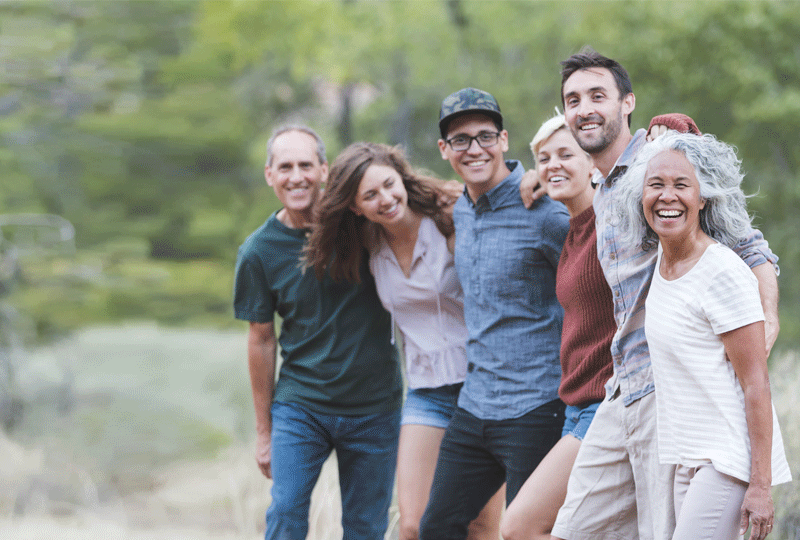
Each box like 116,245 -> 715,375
463,160 -> 524,211
595,129 -> 648,187
374,215 -> 434,264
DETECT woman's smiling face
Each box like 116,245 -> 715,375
537,128 -> 594,208
642,149 -> 705,243
351,164 -> 409,228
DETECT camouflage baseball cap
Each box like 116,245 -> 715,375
438,87 -> 503,138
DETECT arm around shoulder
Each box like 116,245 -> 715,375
751,263 -> 780,357
732,228 -> 780,356
519,168 -> 545,208
539,200 -> 571,270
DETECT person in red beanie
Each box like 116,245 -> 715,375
518,47 -> 780,540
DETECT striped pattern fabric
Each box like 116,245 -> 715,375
645,242 -> 791,485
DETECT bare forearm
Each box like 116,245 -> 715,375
248,327 -> 277,437
743,381 -> 774,488
722,323 -> 773,485
751,263 -> 780,355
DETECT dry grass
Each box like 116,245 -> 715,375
0,430 -> 400,540
0,326 -> 795,539
770,351 -> 800,540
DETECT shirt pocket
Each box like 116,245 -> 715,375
483,235 -> 543,306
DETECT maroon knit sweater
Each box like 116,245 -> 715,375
555,205 -> 615,406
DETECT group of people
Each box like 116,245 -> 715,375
233,47 -> 791,540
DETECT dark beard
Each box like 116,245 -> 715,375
574,111 -> 623,155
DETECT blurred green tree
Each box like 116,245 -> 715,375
0,0 -> 797,346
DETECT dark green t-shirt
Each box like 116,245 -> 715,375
233,213 -> 402,416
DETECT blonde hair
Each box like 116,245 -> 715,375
530,109 -> 589,170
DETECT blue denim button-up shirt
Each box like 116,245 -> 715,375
595,129 -> 780,406
454,160 -> 570,420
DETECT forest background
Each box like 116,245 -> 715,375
1,1 -> 799,539
3,0 -> 800,345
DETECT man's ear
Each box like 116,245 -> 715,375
622,92 -> 636,117
319,162 -> 329,184
438,139 -> 448,160
265,165 -> 273,187
499,130 -> 509,153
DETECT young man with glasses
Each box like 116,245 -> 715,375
419,88 -> 571,539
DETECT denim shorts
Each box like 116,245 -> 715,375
401,383 -> 462,428
561,400 -> 602,440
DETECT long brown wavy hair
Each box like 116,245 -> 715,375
305,142 -> 455,283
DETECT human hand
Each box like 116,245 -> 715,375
740,484 -> 774,540
764,312 -> 779,358
647,113 -> 701,142
520,169 -> 545,208
256,432 -> 273,479
646,124 -> 670,142
436,179 -> 463,210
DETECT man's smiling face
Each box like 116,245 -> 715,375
438,113 -> 509,200
265,130 -> 327,223
562,67 -> 633,156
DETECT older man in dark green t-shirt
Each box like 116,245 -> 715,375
233,125 -> 403,540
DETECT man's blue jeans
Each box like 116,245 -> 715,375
419,399 -> 565,540
265,401 -> 400,540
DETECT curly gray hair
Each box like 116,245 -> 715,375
614,132 -> 753,251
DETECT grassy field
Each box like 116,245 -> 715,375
0,324 -> 797,539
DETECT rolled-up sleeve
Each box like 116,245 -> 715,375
732,227 -> 779,276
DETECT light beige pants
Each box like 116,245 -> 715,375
673,463 -> 747,540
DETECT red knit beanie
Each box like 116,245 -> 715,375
648,113 -> 701,135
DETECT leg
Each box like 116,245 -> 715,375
397,424 -> 502,540
627,391 -> 676,540
673,464 -> 747,540
335,408 -> 401,540
419,407 -> 506,540
551,396 -> 639,540
265,401 -> 333,540
501,435 -> 581,540
490,399 -> 565,503
399,386 -> 503,540
500,401 -> 600,540
466,487 -> 504,540
396,423 -> 447,540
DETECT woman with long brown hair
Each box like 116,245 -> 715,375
305,142 -> 502,540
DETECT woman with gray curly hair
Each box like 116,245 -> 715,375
614,132 -> 752,251
615,132 -> 791,540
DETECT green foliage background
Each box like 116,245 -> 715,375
1,0 -> 799,349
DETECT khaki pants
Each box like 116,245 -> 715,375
673,463 -> 747,540
552,390 -> 675,540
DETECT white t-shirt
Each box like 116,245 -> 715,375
645,242 -> 791,485
370,217 -> 468,389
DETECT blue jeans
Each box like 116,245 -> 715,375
419,399 -> 564,540
265,401 -> 401,540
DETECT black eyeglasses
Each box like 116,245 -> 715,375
445,131 -> 501,152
